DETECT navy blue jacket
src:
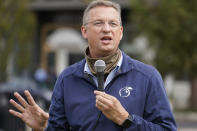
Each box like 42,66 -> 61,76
45,52 -> 177,131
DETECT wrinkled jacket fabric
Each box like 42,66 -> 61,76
45,52 -> 177,131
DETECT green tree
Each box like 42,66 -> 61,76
131,0 -> 197,109
0,0 -> 35,82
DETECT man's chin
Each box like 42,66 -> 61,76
101,49 -> 115,55
100,44 -> 114,51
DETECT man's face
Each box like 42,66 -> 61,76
81,6 -> 123,58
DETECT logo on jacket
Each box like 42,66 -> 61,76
119,86 -> 133,97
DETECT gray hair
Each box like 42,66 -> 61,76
82,0 -> 122,25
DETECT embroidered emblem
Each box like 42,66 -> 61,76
119,86 -> 133,97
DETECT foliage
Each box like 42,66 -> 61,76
0,0 -> 35,82
131,0 -> 197,79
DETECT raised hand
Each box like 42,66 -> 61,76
9,90 -> 49,131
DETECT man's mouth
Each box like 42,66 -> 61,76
101,36 -> 112,43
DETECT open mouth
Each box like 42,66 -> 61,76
101,36 -> 112,43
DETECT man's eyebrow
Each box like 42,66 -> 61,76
91,19 -> 103,22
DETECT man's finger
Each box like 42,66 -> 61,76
101,93 -> 115,101
9,99 -> 25,113
41,112 -> 49,120
96,95 -> 111,105
94,91 -> 113,100
14,92 -> 28,108
24,90 -> 36,106
95,91 -> 116,105
9,109 -> 23,119
96,99 -> 108,110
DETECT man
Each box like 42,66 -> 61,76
9,0 -> 177,130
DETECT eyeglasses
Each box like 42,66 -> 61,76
84,20 -> 121,28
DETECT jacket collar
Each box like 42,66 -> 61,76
119,51 -> 134,74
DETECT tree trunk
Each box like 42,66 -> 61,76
191,77 -> 197,110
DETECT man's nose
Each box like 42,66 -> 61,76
102,23 -> 111,32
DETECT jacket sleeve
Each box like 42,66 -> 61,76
127,69 -> 177,131
44,75 -> 70,131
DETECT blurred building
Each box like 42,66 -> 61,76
30,0 -> 132,75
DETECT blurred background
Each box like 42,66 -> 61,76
0,0 -> 197,131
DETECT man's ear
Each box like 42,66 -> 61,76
120,26 -> 123,40
81,25 -> 87,39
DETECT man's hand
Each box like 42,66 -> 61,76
9,90 -> 49,131
94,90 -> 129,125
